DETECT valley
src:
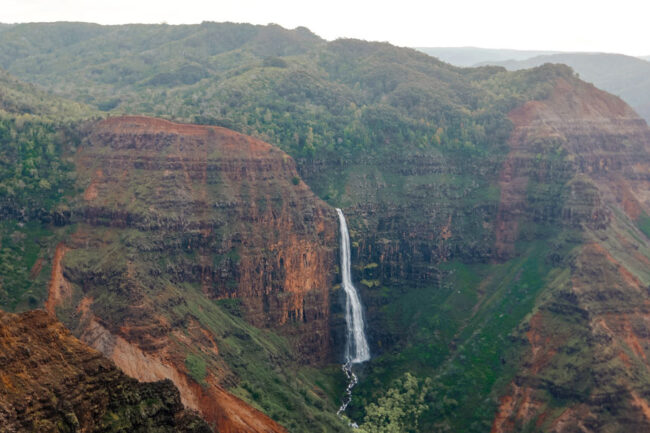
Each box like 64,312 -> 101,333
0,21 -> 649,433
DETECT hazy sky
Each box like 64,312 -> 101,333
2,0 -> 649,55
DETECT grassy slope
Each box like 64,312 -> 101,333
352,237 -> 580,431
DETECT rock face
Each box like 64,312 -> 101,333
48,116 -> 337,431
495,77 -> 649,259
76,116 -> 336,355
0,309 -> 211,433
490,78 -> 650,431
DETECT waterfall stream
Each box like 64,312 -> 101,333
335,208 -> 370,422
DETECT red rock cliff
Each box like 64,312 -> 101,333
46,116 -> 338,431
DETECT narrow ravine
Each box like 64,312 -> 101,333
335,208 -> 370,425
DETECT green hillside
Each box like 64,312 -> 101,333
0,68 -> 97,310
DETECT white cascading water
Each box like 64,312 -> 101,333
335,208 -> 370,422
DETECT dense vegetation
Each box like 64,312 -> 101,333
0,22 -> 568,162
0,70 -> 94,310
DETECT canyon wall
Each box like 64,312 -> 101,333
2,27 -> 649,431
47,116 -> 338,432
491,78 -> 650,431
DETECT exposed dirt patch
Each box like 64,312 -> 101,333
45,243 -> 70,315
491,384 -> 543,433
81,318 -> 285,432
631,391 -> 650,421
83,168 -> 103,201
526,312 -> 558,374
619,350 -> 633,368
490,392 -> 515,433
618,180 -> 643,220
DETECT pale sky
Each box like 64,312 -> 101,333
2,0 -> 649,56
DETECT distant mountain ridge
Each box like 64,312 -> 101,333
415,46 -> 561,67
0,66 -> 90,118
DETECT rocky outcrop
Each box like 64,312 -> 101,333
492,239 -> 650,432
0,309 -> 211,433
298,152 -> 500,290
78,313 -> 287,433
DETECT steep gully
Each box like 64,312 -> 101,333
335,208 -> 370,424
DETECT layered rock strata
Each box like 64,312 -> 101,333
491,77 -> 650,432
48,116 -> 337,431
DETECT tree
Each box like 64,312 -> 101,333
357,373 -> 431,433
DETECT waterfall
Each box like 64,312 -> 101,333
336,208 -> 370,363
335,208 -> 370,421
